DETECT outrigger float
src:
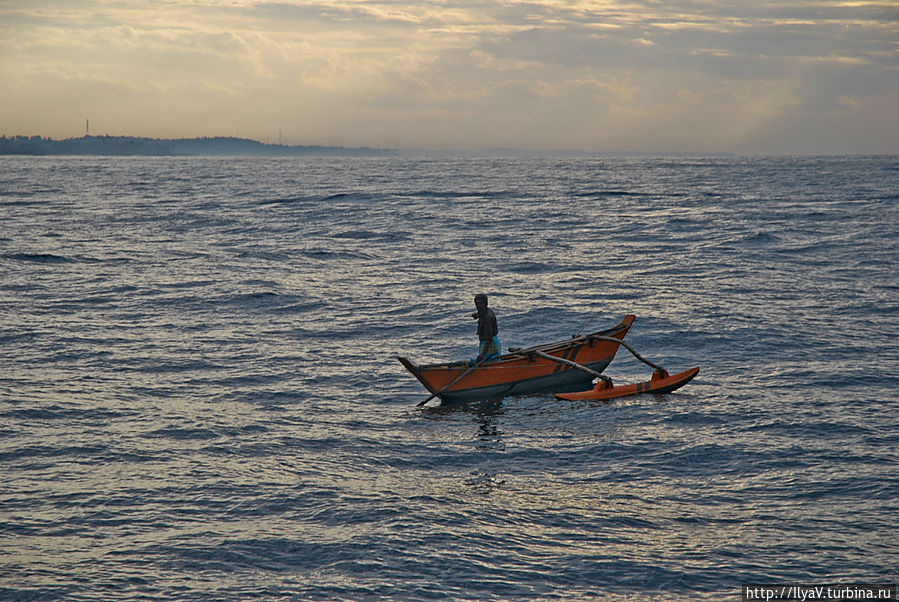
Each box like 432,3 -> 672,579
398,315 -> 699,407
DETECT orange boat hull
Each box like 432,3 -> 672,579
398,315 -> 635,404
554,366 -> 700,401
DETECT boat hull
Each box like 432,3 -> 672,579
399,315 -> 635,404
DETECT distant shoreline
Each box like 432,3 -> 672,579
0,135 -> 394,157
3,136 -> 892,158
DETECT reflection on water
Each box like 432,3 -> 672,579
1,155 -> 896,599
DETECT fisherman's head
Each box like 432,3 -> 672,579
474,294 -> 488,311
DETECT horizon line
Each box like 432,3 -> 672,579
2,132 -> 898,158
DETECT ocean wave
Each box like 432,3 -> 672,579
2,154 -> 897,600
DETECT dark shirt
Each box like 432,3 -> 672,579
477,308 -> 498,341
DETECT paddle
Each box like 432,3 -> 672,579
416,357 -> 488,407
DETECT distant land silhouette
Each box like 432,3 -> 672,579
0,135 -> 393,156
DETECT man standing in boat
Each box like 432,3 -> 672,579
472,294 -> 501,363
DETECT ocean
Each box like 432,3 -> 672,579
1,154 -> 897,600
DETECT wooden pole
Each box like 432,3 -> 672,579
416,357 -> 487,407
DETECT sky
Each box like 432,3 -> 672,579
1,0 -> 897,153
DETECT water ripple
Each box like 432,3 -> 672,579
1,154 -> 896,600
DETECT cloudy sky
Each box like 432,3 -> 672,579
1,0 -> 897,153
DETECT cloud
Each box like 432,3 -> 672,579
1,0 -> 896,152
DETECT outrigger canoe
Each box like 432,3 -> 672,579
398,315 -> 636,405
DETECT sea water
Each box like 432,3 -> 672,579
1,155 -> 897,600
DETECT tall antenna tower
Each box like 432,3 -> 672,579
279,129 -> 283,146
86,119 -> 90,136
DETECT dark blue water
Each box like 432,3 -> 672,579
1,155 -> 897,600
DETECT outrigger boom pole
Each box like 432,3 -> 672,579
522,349 -> 612,385
582,335 -> 667,373
510,335 -> 666,375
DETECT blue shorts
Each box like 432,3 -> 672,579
478,336 -> 502,362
